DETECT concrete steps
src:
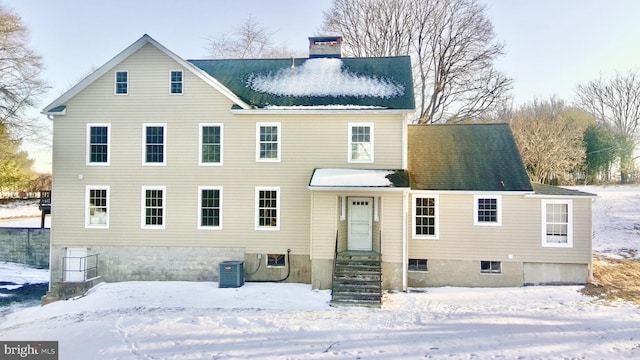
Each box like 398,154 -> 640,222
331,253 -> 382,307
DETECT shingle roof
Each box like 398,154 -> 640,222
408,123 -> 533,191
188,57 -> 415,110
531,183 -> 596,197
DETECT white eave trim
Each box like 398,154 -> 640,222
231,108 -> 414,115
525,193 -> 598,199
410,190 -> 535,196
41,34 -> 250,115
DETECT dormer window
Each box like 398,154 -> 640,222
115,71 -> 128,95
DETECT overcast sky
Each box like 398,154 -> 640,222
7,0 -> 640,172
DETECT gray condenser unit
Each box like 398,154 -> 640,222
219,261 -> 244,288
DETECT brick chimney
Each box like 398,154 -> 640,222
308,36 -> 342,58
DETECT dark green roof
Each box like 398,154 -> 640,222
188,57 -> 415,109
532,183 -> 596,197
408,124 -> 533,191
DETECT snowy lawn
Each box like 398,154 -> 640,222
1,281 -> 639,359
1,186 -> 639,359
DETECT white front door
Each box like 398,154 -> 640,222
348,197 -> 373,251
64,247 -> 87,282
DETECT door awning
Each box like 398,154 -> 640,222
308,168 -> 409,191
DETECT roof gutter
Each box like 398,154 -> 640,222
308,186 -> 409,192
231,108 -> 414,115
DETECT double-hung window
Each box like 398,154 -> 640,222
200,124 -> 223,165
256,187 -> 280,230
115,71 -> 128,95
412,194 -> 438,239
170,70 -> 183,94
256,123 -> 281,162
142,186 -> 166,229
198,186 -> 222,229
143,124 -> 166,165
474,195 -> 502,226
85,186 -> 109,228
349,123 -> 374,163
542,200 -> 573,247
87,124 -> 110,165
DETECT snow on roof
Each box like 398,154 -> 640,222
248,58 -> 405,98
310,168 -> 398,187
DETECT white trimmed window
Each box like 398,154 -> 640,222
199,124 -> 223,165
142,186 -> 166,229
474,195 -> 502,226
85,186 -> 109,228
115,71 -> 128,95
255,187 -> 280,230
348,123 -> 374,163
87,124 -> 110,165
170,70 -> 183,94
256,123 -> 281,162
542,200 -> 573,247
412,194 -> 439,239
143,123 -> 166,165
198,186 -> 222,229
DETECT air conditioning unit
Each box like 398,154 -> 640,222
219,261 -> 244,288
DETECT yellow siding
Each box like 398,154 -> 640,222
408,193 -> 592,264
52,43 -> 406,257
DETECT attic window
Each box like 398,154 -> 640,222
170,71 -> 183,94
115,71 -> 128,95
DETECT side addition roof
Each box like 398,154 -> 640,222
188,57 -> 415,110
408,123 -> 533,192
42,34 -> 250,115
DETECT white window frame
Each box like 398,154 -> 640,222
412,193 -> 439,239
541,199 -> 573,248
142,123 -> 167,166
348,122 -> 374,163
86,123 -> 111,166
256,122 -> 281,162
115,71 -> 128,95
141,186 -> 166,230
474,195 -> 502,226
170,70 -> 183,95
85,186 -> 110,229
199,123 -> 223,166
255,186 -> 280,230
198,186 -> 223,230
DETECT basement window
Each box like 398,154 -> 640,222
267,254 -> 286,267
408,259 -> 428,272
480,261 -> 501,274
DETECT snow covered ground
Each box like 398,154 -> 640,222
0,186 -> 639,359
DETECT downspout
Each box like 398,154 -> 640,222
402,189 -> 409,291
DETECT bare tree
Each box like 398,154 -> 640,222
510,98 -> 590,185
0,4 -> 48,140
207,15 -> 293,59
322,0 -> 512,124
575,70 -> 640,183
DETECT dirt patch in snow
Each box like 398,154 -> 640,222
583,255 -> 640,306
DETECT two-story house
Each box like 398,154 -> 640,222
42,35 -> 594,306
